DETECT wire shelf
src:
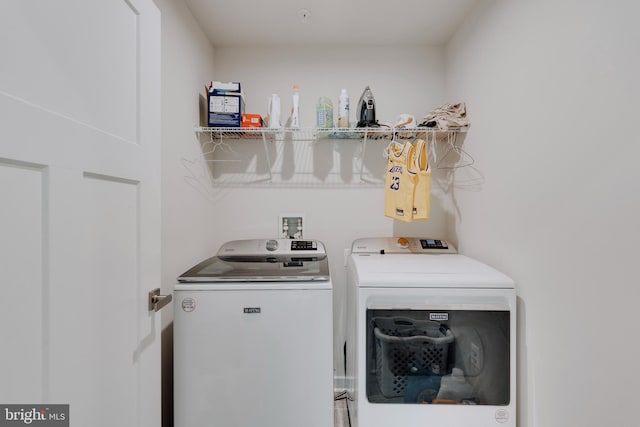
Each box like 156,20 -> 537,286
196,126 -> 468,142
191,126 -> 471,186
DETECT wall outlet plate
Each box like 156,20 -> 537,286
279,213 -> 304,239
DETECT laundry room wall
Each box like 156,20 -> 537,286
155,0 -> 218,284
444,1 -> 640,427
154,0 -> 217,425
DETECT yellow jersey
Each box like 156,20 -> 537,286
384,141 -> 417,222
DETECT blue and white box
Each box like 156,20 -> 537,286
207,81 -> 245,127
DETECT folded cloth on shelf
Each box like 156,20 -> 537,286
420,102 -> 470,131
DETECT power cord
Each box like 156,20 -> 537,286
334,390 -> 348,401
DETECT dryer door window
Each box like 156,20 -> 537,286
366,309 -> 510,405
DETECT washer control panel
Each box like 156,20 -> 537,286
291,240 -> 318,251
218,239 -> 325,256
351,237 -> 457,254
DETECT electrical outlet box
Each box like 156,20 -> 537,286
279,214 -> 304,239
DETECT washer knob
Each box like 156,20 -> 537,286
397,237 -> 409,249
266,239 -> 279,251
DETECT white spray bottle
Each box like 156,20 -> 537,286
291,84 -> 300,128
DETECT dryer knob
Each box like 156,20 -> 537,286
266,239 -> 279,251
397,237 -> 409,249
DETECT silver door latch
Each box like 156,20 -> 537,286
148,288 -> 173,312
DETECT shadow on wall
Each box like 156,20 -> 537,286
185,133 -> 482,190
182,130 -> 391,192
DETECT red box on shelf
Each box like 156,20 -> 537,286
241,114 -> 263,128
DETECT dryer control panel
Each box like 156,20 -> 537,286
351,237 -> 457,254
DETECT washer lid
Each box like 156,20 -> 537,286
178,239 -> 329,283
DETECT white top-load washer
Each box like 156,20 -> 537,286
174,239 -> 333,427
346,237 -> 516,427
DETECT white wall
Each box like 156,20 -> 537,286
214,47 -> 446,132
156,0 -> 217,304
154,0 -> 216,424
445,1 -> 640,426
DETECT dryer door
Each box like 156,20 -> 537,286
361,287 -> 516,407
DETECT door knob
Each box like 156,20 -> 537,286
148,288 -> 173,312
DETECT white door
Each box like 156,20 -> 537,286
0,1 -> 162,426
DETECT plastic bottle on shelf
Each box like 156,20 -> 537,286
268,93 -> 281,129
291,84 -> 300,129
316,97 -> 333,129
338,89 -> 349,128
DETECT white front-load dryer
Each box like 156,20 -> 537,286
346,237 -> 516,427
174,239 -> 333,427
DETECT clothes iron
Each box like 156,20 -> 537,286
356,86 -> 379,127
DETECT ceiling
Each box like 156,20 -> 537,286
184,0 -> 480,48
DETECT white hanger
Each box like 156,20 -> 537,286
433,131 -> 475,169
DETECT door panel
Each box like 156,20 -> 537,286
0,1 -> 161,426
0,160 -> 45,402
48,173 -> 140,423
0,0 -> 138,141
